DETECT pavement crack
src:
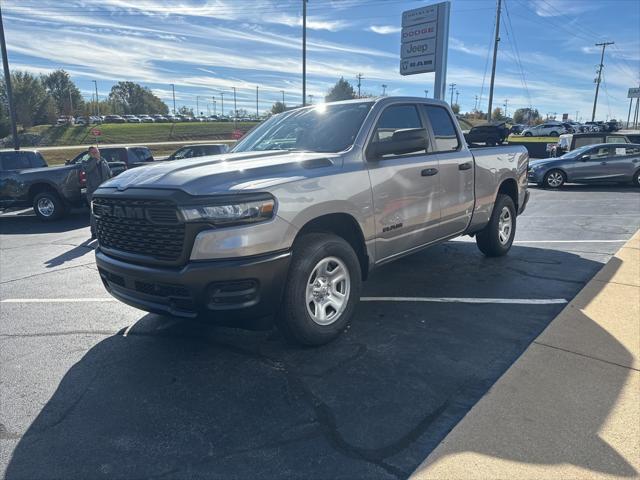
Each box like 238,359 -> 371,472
504,266 -> 586,285
533,341 -> 640,372
0,330 -> 117,340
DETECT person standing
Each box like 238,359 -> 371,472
84,146 -> 112,239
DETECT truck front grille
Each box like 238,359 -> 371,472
93,198 -> 185,261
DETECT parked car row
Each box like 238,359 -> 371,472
518,120 -> 621,137
55,114 -> 261,126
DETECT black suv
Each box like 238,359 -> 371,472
67,146 -> 154,175
464,122 -> 510,146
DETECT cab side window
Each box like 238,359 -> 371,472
0,152 -> 31,170
424,105 -> 460,152
370,105 -> 425,158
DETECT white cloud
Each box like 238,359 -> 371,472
369,25 -> 401,35
530,0 -> 602,17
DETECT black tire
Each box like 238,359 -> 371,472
33,191 -> 66,221
486,137 -> 497,147
476,194 -> 516,257
550,131 -> 559,137
277,233 -> 362,346
543,169 -> 566,189
633,169 -> 640,188
524,131 -> 533,137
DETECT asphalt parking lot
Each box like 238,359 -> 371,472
1,185 -> 639,480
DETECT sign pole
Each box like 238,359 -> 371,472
628,98 -> 634,128
433,2 -> 449,101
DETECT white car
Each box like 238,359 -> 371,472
522,123 -> 566,137
123,115 -> 141,123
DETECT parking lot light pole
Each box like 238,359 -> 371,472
0,6 -> 19,150
170,84 -> 176,114
92,80 -> 99,117
233,87 -> 237,118
302,0 -> 307,106
256,86 -> 259,118
281,90 -> 285,107
212,96 -> 216,116
220,92 -> 224,118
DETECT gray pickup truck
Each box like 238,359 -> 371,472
0,150 -> 84,220
93,97 -> 529,345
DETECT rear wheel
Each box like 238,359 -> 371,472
277,233 -> 362,346
544,169 -> 565,189
486,137 -> 497,147
33,191 -> 66,221
524,131 -> 533,137
476,194 -> 516,257
550,131 -> 559,136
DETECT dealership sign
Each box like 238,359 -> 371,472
400,2 -> 450,100
628,87 -> 640,98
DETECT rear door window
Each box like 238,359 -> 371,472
423,105 -> 460,152
0,152 -> 32,170
132,148 -> 153,162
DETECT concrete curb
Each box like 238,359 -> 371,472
411,230 -> 640,480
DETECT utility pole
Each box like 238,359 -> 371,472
196,96 -> 199,117
171,83 -> 176,114
356,73 -> 363,98
591,41 -> 614,122
503,98 -> 508,117
302,0 -> 307,106
381,84 -> 387,96
448,83 -> 456,105
281,90 -> 285,107
93,80 -> 99,117
424,89 -> 429,98
455,90 -> 459,105
68,89 -> 73,116
212,96 -> 216,116
256,86 -> 259,118
0,6 -> 18,150
487,0 -> 502,121
474,95 -> 478,111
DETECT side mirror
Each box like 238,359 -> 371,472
369,128 -> 428,159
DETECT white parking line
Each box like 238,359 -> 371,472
513,240 -> 627,244
1,297 -> 568,305
360,297 -> 568,304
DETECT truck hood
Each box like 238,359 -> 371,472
100,150 -> 342,195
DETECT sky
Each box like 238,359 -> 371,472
3,0 -> 639,121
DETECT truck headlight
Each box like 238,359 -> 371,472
180,197 -> 275,225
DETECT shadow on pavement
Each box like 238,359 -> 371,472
4,244 -> 630,479
44,239 -> 96,268
0,210 -> 89,235
528,183 -> 639,194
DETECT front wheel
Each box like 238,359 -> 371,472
476,194 -> 516,257
33,191 -> 66,221
544,169 -> 565,189
277,233 -> 362,346
633,170 -> 640,188
550,131 -> 559,137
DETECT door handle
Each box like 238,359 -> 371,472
458,162 -> 472,171
421,168 -> 438,176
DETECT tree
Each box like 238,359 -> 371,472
108,82 -> 169,115
0,71 -> 51,128
325,77 -> 356,102
0,101 -> 11,138
271,101 -> 286,114
491,107 -> 505,121
177,106 -> 194,116
513,107 -> 541,125
41,69 -> 83,117
451,103 -> 460,114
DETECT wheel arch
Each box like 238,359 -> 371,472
497,177 -> 519,211
294,213 -> 370,280
28,182 -> 61,202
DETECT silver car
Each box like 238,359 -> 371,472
528,143 -> 640,188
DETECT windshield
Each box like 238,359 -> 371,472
232,102 -> 374,153
560,144 -> 593,159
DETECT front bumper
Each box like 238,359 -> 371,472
527,168 -> 545,184
96,249 -> 291,321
